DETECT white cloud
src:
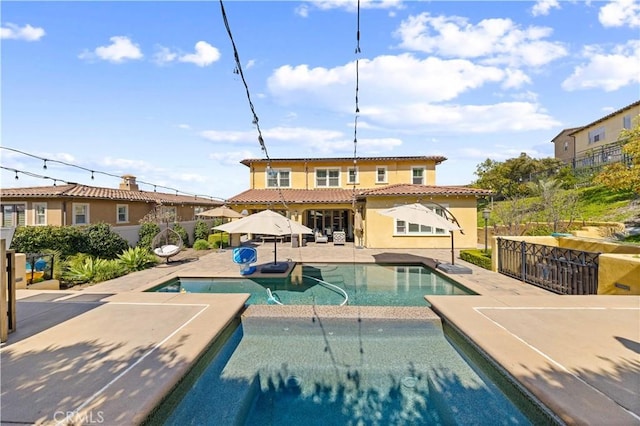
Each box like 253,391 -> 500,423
153,46 -> 178,66
101,157 -> 156,172
599,0 -> 640,28
295,4 -> 310,17
0,23 -> 45,41
561,40 -> 640,91
200,130 -> 253,143
303,0 -> 404,13
178,41 -> 220,67
394,13 -> 567,68
177,124 -> 191,130
268,54 -> 518,114
209,150 -> 254,165
531,0 -> 561,17
246,59 -> 256,69
79,36 -> 143,63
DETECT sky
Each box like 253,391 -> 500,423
1,0 -> 639,200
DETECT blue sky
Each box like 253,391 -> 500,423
2,0 -> 639,200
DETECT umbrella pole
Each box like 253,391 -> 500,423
273,239 -> 277,264
450,231 -> 455,265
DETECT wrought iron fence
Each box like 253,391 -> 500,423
25,253 -> 55,285
497,238 -> 599,294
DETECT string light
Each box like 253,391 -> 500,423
43,159 -> 47,170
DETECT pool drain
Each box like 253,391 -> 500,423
287,375 -> 302,388
401,376 -> 418,388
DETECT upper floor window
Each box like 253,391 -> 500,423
411,167 -> 425,185
266,169 -> 291,188
588,127 -> 605,144
33,202 -> 47,225
376,166 -> 387,184
623,114 -> 632,130
347,167 -> 359,184
563,141 -> 569,152
316,168 -> 340,187
1,204 -> 26,227
117,204 -> 129,223
72,203 -> 89,225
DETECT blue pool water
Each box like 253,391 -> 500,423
156,314 -> 543,425
149,263 -> 475,306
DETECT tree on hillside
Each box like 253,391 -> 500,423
594,117 -> 640,195
472,153 -> 567,199
529,178 -> 580,232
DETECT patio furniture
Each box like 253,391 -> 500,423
315,231 -> 328,244
333,231 -> 346,245
151,228 -> 183,263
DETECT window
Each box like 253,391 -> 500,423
72,203 -> 89,225
33,203 -> 47,225
376,166 -> 387,183
1,204 -> 26,227
588,127 -> 605,144
266,169 -> 291,188
411,167 -> 425,184
161,206 -> 177,222
316,168 -> 340,187
117,204 -> 129,223
563,141 -> 569,152
347,167 -> 358,184
394,204 -> 448,236
623,114 -> 632,130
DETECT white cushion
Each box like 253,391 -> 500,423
154,245 -> 180,256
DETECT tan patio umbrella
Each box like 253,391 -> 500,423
378,203 -> 462,264
214,209 -> 313,264
197,206 -> 243,250
354,210 -> 364,248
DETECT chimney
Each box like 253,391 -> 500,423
119,175 -> 139,191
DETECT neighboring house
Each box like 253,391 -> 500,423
551,100 -> 640,170
0,175 -> 222,228
226,156 -> 491,249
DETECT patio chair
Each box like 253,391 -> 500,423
315,231 -> 328,244
151,228 -> 183,263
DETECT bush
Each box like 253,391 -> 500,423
173,223 -> 190,247
84,223 -> 129,259
61,254 -> 126,284
194,220 -> 210,243
208,233 -> 228,248
460,249 -> 492,270
118,247 -> 158,272
138,222 -> 161,250
193,239 -> 211,250
11,225 -> 87,256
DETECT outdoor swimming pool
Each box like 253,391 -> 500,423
148,263 -> 475,306
149,311 -> 552,425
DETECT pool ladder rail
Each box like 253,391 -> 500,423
266,275 -> 349,306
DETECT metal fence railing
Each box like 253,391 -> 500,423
497,238 -> 600,295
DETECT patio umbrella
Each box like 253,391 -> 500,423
378,203 -> 462,264
354,210 -> 364,248
197,206 -> 243,251
214,209 -> 313,264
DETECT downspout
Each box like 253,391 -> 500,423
62,201 -> 67,226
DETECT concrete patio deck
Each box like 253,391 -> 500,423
1,242 -> 638,425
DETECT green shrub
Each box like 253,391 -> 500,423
208,233 -> 228,248
173,223 -> 190,247
193,239 -> 211,250
194,220 -> 210,243
138,222 -> 160,249
84,223 -> 129,259
11,225 -> 87,256
62,254 -> 126,284
117,247 -> 158,272
460,249 -> 492,270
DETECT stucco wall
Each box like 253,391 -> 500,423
573,106 -> 640,155
597,254 -> 640,295
364,197 -> 479,249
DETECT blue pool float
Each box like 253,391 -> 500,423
232,247 -> 258,275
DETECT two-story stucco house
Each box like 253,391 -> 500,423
551,100 -> 640,170
226,156 -> 491,249
0,175 -> 222,228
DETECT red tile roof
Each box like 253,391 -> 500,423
240,155 -> 447,167
0,184 -> 222,206
227,184 -> 491,204
362,183 -> 492,197
227,188 -> 358,204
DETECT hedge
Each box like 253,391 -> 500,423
460,249 -> 492,270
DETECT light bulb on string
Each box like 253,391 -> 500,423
14,171 -> 19,180
91,171 -> 95,180
43,160 -> 48,170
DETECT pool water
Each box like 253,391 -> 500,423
155,314 -> 543,425
149,263 -> 474,306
